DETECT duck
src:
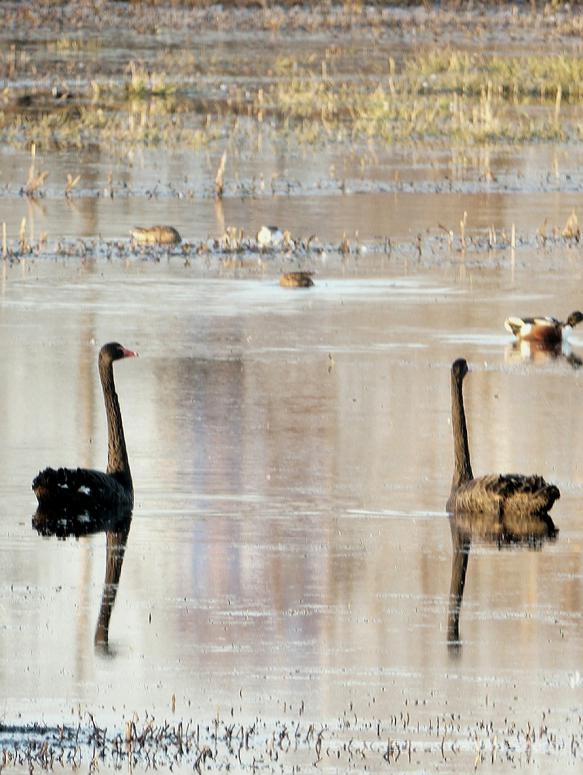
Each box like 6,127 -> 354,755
446,358 -> 559,519
504,311 -> 583,345
257,225 -> 293,250
130,225 -> 182,245
279,271 -> 314,288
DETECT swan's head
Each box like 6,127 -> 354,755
451,358 -> 469,382
567,311 -> 583,328
100,342 -> 139,363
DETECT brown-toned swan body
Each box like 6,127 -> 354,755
446,359 -> 559,518
32,343 -> 137,512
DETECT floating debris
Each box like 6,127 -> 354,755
279,271 -> 314,288
130,225 -> 182,245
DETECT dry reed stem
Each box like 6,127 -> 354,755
215,151 -> 227,199
18,217 -> 29,253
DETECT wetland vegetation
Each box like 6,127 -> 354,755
0,1 -> 583,264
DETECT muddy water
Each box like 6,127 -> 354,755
1,248 -> 583,770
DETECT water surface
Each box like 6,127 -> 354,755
1,255 -> 583,771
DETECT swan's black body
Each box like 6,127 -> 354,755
33,342 -> 137,513
33,467 -> 132,513
446,358 -> 559,519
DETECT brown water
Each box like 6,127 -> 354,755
2,250 -> 583,771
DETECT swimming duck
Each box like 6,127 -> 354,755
279,271 -> 314,288
504,311 -> 583,344
130,225 -> 182,245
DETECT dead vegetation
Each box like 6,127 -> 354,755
2,700 -> 583,773
2,4 -> 583,153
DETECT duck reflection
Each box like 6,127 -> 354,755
447,509 -> 557,647
505,339 -> 583,369
32,504 -> 132,654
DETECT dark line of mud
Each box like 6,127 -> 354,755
2,221 -> 580,275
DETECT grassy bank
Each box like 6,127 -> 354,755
1,46 -> 582,151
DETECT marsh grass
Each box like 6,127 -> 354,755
1,46 -> 583,150
126,62 -> 176,99
23,144 -> 48,197
408,50 -> 583,102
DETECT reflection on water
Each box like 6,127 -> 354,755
447,510 -> 558,647
505,339 -> 583,369
32,505 -> 132,654
0,257 -> 583,771
94,522 -> 131,654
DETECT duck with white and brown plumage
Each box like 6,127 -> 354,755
504,311 -> 583,345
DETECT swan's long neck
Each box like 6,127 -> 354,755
99,358 -> 131,483
451,372 -> 473,489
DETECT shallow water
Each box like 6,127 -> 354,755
2,143 -> 583,245
2,5 -> 583,770
1,252 -> 583,771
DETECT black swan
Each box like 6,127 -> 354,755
505,311 -> 583,344
32,342 -> 137,512
446,358 -> 560,518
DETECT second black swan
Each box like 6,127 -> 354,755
446,358 -> 559,519
32,342 -> 138,512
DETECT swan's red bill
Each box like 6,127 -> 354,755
122,347 -> 139,358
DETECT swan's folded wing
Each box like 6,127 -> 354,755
32,466 -> 128,508
452,473 -> 559,517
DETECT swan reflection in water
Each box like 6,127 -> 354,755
32,504 -> 132,654
447,510 -> 557,648
505,340 -> 583,369
446,358 -> 560,649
